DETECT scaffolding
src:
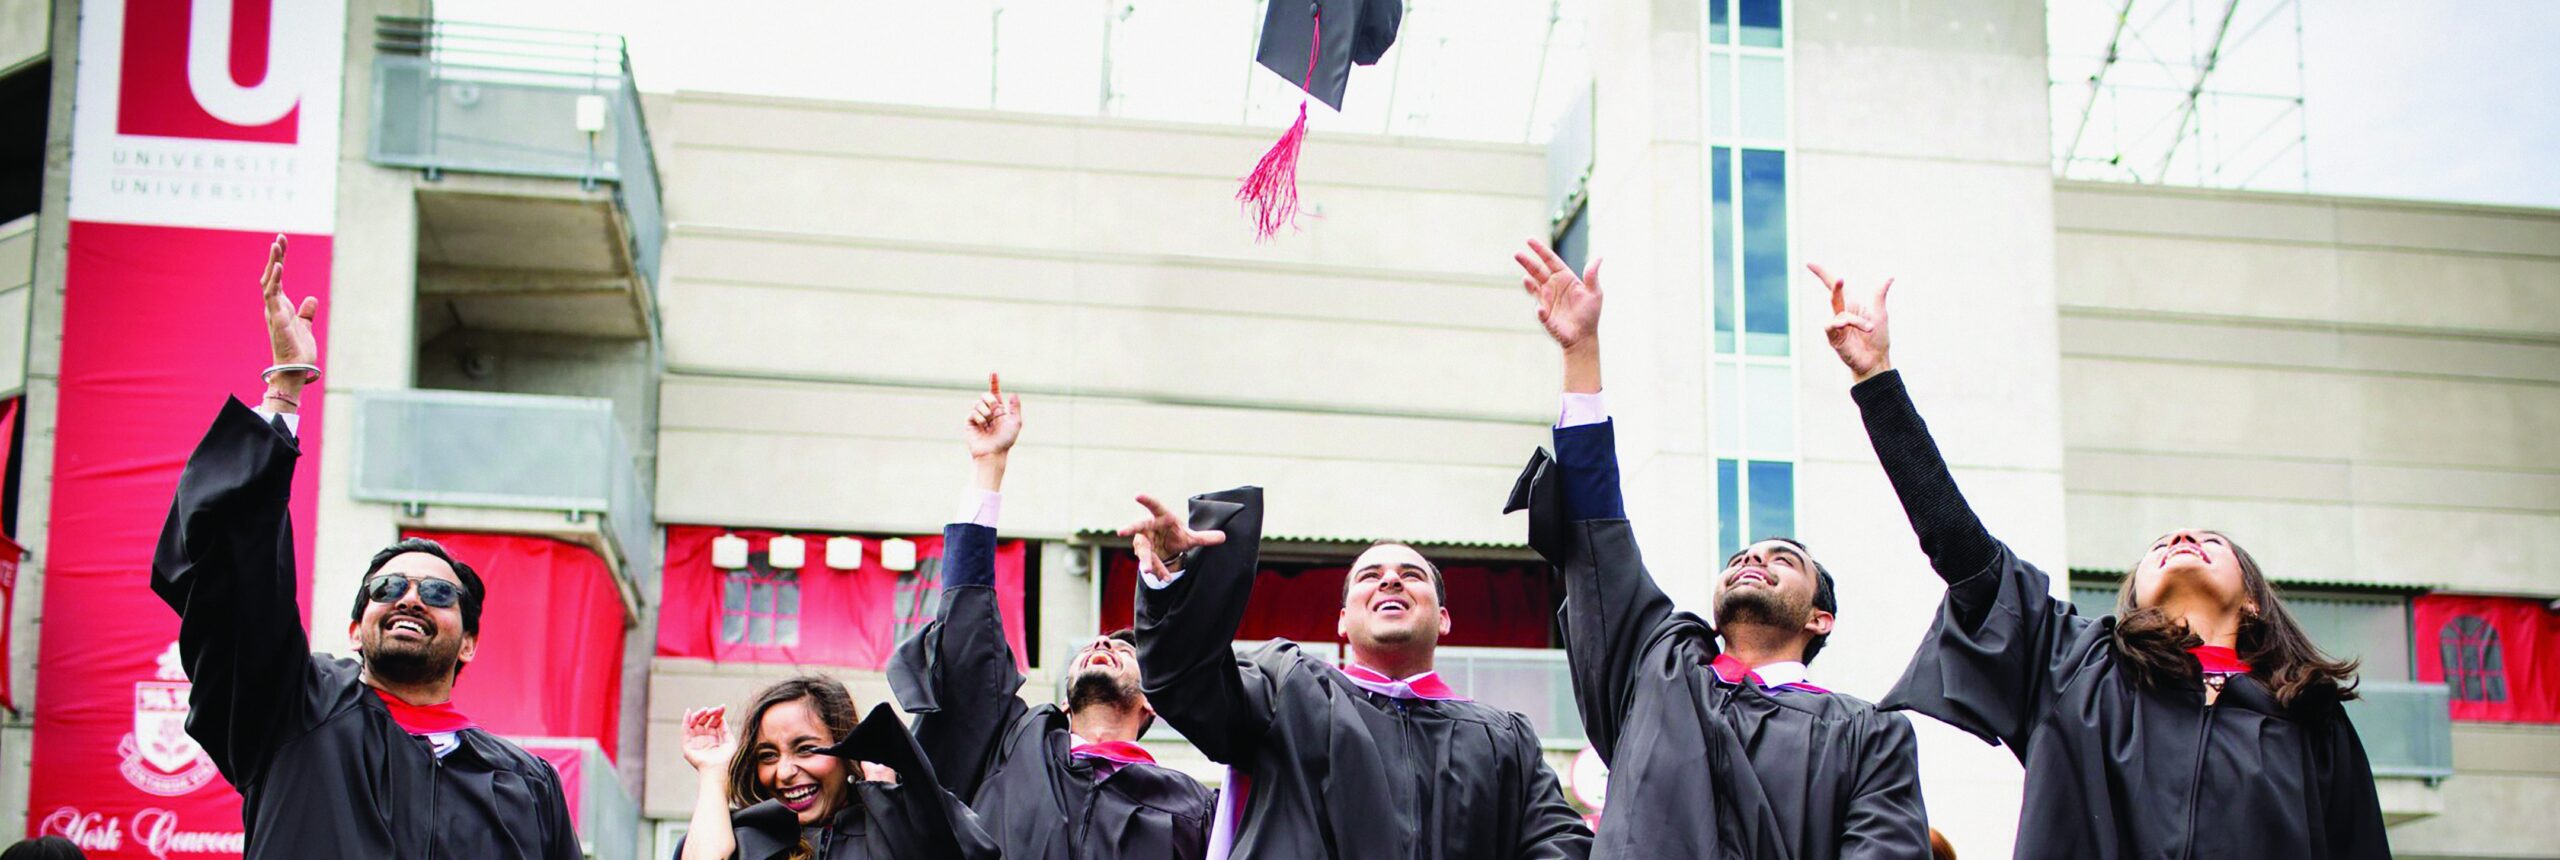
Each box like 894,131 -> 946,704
2049,0 -> 2308,191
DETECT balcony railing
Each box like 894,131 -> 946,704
369,17 -> 664,287
518,737 -> 640,860
351,389 -> 654,584
2345,680 -> 2455,780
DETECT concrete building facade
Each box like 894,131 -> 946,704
0,1 -> 2550,858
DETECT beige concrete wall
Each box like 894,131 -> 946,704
652,93 -> 1554,545
2381,723 -> 2560,859
0,0 -> 43,75
2054,182 -> 2560,594
0,214 -> 31,396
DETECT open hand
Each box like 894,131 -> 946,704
679,706 -> 738,772
1806,264 -> 1893,382
1114,494 -> 1226,584
1513,239 -> 1603,354
260,234 -> 319,379
966,373 -> 1024,458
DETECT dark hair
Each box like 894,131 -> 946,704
726,676 -> 861,860
2111,531 -> 2359,708
1721,537 -> 1840,664
0,836 -> 87,860
350,537 -> 488,635
1340,540 -> 1447,605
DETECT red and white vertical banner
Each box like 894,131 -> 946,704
31,1 -> 345,856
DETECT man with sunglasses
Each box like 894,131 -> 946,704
149,236 -> 579,859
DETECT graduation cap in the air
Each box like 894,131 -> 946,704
1236,0 -> 1405,240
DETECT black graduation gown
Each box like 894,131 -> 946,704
677,703 -> 1001,860
1852,370 -> 2391,860
890,522 -> 1217,859
149,399 -> 581,860
1506,418 -> 1930,860
1133,487 -> 1595,860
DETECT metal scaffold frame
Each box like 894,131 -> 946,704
2049,0 -> 2309,191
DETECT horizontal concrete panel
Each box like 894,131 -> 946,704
2385,768 -> 2560,858
656,377 -> 1547,543
2066,491 -> 2560,593
1796,0 -> 2048,56
2056,181 -> 2560,259
2066,450 -> 2560,514
2061,357 -> 2355,463
667,93 -> 1547,199
2058,312 -> 2560,385
2339,246 -> 2560,337
2057,232 -> 2347,322
2451,724 -> 2560,777
665,227 -> 1525,330
659,277 -> 1556,421
665,145 -> 1545,277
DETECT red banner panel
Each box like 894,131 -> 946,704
2415,594 -> 2560,724
520,743 -> 587,830
1098,551 -> 1562,648
404,531 -> 627,763
31,225 -> 330,858
657,526 -> 1028,671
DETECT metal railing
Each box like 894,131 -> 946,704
368,17 -> 664,287
350,389 -> 655,587
516,737 -> 640,860
2345,680 -> 2455,780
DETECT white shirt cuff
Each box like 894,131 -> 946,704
1138,566 -> 1186,589
252,407 -> 302,438
1558,392 -> 1608,428
953,488 -> 1001,528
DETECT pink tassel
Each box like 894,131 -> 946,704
1237,101 -> 1310,241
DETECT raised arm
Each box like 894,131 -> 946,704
1125,488 -> 1272,764
1812,265 -> 2090,751
147,235 -> 322,788
1504,240 -> 1686,762
675,707 -> 740,860
889,377 -> 1028,801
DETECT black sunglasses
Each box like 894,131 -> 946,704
365,574 -> 464,609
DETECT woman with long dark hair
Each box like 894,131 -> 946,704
1809,265 -> 2388,858
675,676 -> 996,860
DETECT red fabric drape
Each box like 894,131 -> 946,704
406,531 -> 628,762
520,743 -> 586,829
657,526 -> 1029,671
1098,552 -> 1557,648
2415,593 -> 2560,724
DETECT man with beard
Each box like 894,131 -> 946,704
150,236 -> 579,859
1118,492 -> 1592,859
1503,241 -> 1927,858
891,378 -> 1217,859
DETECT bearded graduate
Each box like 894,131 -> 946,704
149,236 -> 578,858
1503,240 -> 1929,859
1116,488 -> 1593,860
1807,264 -> 2388,858
886,378 -> 1217,859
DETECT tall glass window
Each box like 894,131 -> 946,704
1706,0 -> 1794,554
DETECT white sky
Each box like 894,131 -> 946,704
433,0 -> 2558,210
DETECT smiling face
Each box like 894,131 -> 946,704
1065,633 -> 1150,715
2131,529 -> 2254,615
1711,539 -> 1833,649
750,699 -> 853,827
347,552 -> 476,686
1337,543 -> 1451,658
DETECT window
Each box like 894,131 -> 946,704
2439,615 -> 2507,703
721,553 -> 801,647
1552,199 -> 1590,272
1717,459 -> 1794,560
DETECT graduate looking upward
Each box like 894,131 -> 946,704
1116,489 -> 1593,859
887,378 -> 1219,860
1503,239 -> 1930,859
1807,263 -> 2389,859
149,236 -> 579,859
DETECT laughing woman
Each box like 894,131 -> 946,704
676,677 -> 997,860
1808,266 -> 2388,859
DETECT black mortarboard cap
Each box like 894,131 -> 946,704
1255,0 -> 1404,111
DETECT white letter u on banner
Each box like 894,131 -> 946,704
186,0 -> 300,127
